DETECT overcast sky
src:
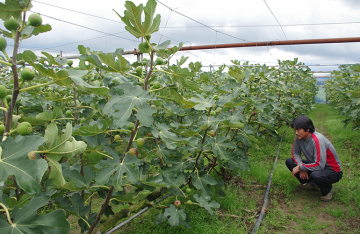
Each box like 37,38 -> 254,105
2,0 -> 360,74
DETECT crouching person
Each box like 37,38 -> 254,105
286,115 -> 343,201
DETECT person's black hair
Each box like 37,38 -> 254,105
290,115 -> 315,133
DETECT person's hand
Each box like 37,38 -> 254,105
299,170 -> 309,180
292,165 -> 300,177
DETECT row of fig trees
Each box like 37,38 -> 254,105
0,0 -> 317,233
324,64 -> 360,131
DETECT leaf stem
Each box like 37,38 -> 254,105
79,216 -> 91,228
90,185 -> 110,190
0,202 -> 14,226
105,129 -> 131,133
94,150 -> 113,159
0,59 -> 12,66
19,80 -> 58,92
85,193 -> 96,203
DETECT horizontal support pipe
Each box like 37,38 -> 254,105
177,37 -> 360,51
63,37 -> 360,59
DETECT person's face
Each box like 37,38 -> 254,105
294,128 -> 311,140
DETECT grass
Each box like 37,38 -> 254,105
67,104 -> 360,233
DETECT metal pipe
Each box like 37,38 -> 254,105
63,37 -> 360,59
178,37 -> 360,51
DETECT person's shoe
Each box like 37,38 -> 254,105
320,188 -> 333,202
300,182 -> 320,190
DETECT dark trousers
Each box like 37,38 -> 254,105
286,158 -> 343,196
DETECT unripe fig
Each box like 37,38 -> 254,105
0,37 -> 7,52
127,122 -> 134,130
142,58 -> 148,65
128,147 -> 138,157
80,117 -> 86,123
136,138 -> 145,148
28,151 -> 36,160
67,60 -> 73,66
155,57 -> 163,65
185,200 -> 193,205
186,188 -> 192,193
0,85 -> 7,100
28,13 -> 42,27
152,81 -> 161,89
135,66 -> 142,74
174,200 -> 181,208
0,124 -> 4,135
17,122 -> 32,136
145,34 -> 151,41
4,16 -> 20,31
141,41 -> 150,50
208,130 -> 216,137
5,95 -> 11,103
65,110 -> 72,116
114,134 -> 121,141
21,68 -> 36,81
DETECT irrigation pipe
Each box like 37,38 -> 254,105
103,183 -> 187,234
251,132 -> 286,234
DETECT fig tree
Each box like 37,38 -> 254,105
0,37 -> 7,52
136,138 -> 145,148
21,68 -> 36,81
128,148 -> 138,157
174,200 -> 181,208
17,122 -> 32,136
4,16 -> 20,31
208,130 -> 216,137
0,85 -> 7,100
28,13 -> 42,27
27,151 -> 36,160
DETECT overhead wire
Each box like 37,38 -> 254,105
28,10 -> 138,42
155,0 -> 251,43
160,21 -> 360,28
32,0 -> 123,24
262,0 -> 297,58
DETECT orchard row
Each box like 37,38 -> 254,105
0,0 -> 318,233
324,64 -> 360,131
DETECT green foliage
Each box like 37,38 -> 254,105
324,65 -> 360,131
0,0 -> 319,232
0,194 -> 70,234
115,0 -> 161,38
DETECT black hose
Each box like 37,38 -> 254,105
251,132 -> 286,234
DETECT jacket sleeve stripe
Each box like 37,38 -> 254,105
326,148 -> 341,172
305,134 -> 321,168
291,138 -> 299,164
